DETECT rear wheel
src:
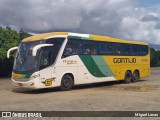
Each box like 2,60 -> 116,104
124,71 -> 132,83
132,70 -> 139,82
60,75 -> 73,91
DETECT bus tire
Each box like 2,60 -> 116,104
132,70 -> 139,82
124,71 -> 132,83
60,75 -> 73,91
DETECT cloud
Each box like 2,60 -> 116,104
0,0 -> 160,44
141,14 -> 159,22
155,23 -> 160,29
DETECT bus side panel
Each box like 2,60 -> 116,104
56,55 -> 93,86
103,55 -> 150,80
55,54 -> 150,86
78,55 -> 117,83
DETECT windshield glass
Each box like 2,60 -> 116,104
13,41 -> 44,73
13,38 -> 65,73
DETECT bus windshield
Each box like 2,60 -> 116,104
13,38 -> 65,73
13,41 -> 44,73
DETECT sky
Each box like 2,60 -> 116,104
0,0 -> 160,45
140,0 -> 160,7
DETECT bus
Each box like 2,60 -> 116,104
7,32 -> 150,90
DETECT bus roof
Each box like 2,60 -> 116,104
22,32 -> 148,45
22,32 -> 69,42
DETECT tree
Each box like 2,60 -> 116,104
156,50 -> 160,66
19,29 -> 31,42
0,26 -> 32,77
150,48 -> 159,67
0,26 -> 19,59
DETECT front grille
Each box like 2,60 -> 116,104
13,78 -> 30,82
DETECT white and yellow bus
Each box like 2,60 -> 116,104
7,32 -> 150,90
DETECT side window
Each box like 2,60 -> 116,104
136,45 -> 141,56
107,43 -> 113,55
62,40 -> 82,57
122,44 -> 131,56
121,44 -> 148,56
83,41 -> 97,55
40,47 -> 52,68
98,42 -> 107,55
136,45 -> 144,56
112,43 -> 122,55
132,45 -> 138,56
98,42 -> 112,55
142,45 -> 148,56
132,45 -> 148,56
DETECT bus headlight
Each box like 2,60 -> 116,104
29,74 -> 40,80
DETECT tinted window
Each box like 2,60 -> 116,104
62,38 -> 148,57
98,42 -> 148,56
141,45 -> 148,56
132,45 -> 139,55
122,44 -> 131,56
46,38 -> 64,48
40,47 -> 52,68
112,43 -> 122,55
46,37 -> 65,62
63,39 -> 83,57
98,42 -> 107,55
98,42 -> 112,55
13,41 -> 44,73
83,41 -> 97,55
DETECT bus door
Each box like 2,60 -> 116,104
39,47 -> 53,86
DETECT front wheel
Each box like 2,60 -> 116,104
60,75 -> 73,91
124,71 -> 132,83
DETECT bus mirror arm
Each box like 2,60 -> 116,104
7,47 -> 18,58
32,44 -> 54,56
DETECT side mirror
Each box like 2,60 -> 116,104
32,44 -> 53,56
7,47 -> 18,58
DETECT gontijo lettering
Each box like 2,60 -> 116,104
113,58 -> 136,63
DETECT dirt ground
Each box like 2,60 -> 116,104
0,67 -> 160,119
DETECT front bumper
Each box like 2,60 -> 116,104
12,78 -> 36,89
